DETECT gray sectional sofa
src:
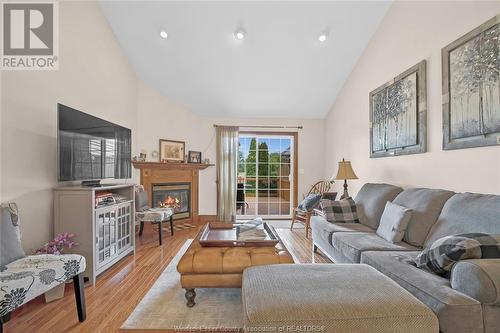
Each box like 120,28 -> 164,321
311,183 -> 500,333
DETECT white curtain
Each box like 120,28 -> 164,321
216,126 -> 239,222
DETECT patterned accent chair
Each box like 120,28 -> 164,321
0,203 -> 86,332
135,190 -> 174,246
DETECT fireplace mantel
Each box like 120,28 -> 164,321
132,161 -> 214,170
133,161 -> 214,223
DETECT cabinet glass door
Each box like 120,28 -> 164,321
117,204 -> 132,253
96,207 -> 118,269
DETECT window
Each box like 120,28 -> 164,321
237,133 -> 296,218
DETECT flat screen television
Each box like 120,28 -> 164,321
58,103 -> 131,183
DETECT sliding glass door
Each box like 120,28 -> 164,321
237,133 -> 295,219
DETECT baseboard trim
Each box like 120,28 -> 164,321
198,215 -> 218,223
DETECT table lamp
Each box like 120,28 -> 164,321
334,158 -> 358,199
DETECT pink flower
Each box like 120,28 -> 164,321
34,232 -> 78,255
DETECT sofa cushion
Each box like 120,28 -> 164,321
311,216 -> 374,234
354,183 -> 403,229
376,201 -> 412,243
415,233 -> 500,276
361,251 -> 484,333
311,216 -> 374,259
0,254 -> 86,317
331,232 -> 418,263
320,197 -> 359,223
425,193 -> 500,246
393,188 -> 455,247
0,204 -> 26,267
482,305 -> 500,333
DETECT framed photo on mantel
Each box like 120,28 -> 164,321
369,60 -> 427,158
159,139 -> 185,163
188,151 -> 202,164
442,14 -> 500,150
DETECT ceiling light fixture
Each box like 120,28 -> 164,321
234,29 -> 246,40
318,33 -> 328,42
159,30 -> 168,39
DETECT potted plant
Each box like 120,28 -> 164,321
34,233 -> 78,302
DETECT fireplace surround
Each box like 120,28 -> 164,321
132,161 -> 214,224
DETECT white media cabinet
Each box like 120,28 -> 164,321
54,184 -> 135,285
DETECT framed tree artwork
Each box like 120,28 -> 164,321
442,14 -> 500,150
369,60 -> 427,158
159,139 -> 185,162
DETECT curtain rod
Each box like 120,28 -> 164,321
213,124 -> 303,129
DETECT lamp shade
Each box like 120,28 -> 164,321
335,158 -> 358,180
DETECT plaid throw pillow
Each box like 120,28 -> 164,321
414,233 -> 500,276
320,198 -> 359,223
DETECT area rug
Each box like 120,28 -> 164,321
162,222 -> 197,232
121,239 -> 243,330
266,220 -> 304,229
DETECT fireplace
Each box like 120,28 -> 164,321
152,183 -> 190,220
133,161 -> 213,224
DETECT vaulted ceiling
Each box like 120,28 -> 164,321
100,1 -> 391,118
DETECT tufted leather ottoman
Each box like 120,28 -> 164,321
177,227 -> 294,307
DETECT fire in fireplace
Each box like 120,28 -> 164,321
159,196 -> 180,209
152,183 -> 190,220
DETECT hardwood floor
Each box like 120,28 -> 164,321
5,222 -> 331,333
275,228 -> 330,264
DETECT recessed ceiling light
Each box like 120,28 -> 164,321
234,29 -> 246,40
318,33 -> 328,42
159,30 -> 168,39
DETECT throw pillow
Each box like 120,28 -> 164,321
376,201 -> 413,243
297,193 -> 322,212
0,203 -> 26,266
320,198 -> 359,223
414,233 -> 500,276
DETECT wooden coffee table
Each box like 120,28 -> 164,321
176,222 -> 294,307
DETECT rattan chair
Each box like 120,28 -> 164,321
290,181 -> 332,238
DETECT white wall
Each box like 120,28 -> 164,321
0,68 -> 2,203
324,1 -> 500,196
136,81 -> 326,215
0,1 -> 326,252
1,1 -> 138,250
9,0 -> 496,251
